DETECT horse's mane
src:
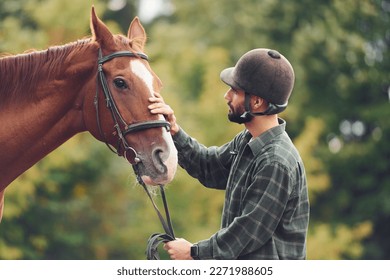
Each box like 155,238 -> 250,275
0,35 -> 143,106
0,39 -> 93,104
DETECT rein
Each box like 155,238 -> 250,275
94,49 -> 175,259
134,168 -> 176,260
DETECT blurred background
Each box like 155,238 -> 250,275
0,0 -> 389,259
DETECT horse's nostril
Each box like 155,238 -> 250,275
153,148 -> 167,174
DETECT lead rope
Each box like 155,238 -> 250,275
135,169 -> 175,260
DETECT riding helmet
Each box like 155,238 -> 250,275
220,48 -> 295,112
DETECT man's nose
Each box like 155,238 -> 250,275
224,89 -> 232,100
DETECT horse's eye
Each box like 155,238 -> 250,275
113,78 -> 128,89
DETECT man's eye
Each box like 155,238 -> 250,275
113,78 -> 128,89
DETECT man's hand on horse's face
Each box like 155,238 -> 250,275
148,92 -> 180,135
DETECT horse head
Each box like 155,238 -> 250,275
84,7 -> 177,186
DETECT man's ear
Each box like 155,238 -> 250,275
252,96 -> 265,109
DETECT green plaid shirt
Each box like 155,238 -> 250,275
172,118 -> 309,259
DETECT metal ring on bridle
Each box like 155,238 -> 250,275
123,147 -> 141,165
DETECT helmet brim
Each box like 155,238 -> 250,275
220,67 -> 241,90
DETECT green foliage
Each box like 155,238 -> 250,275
307,221 -> 373,259
1,0 -> 389,259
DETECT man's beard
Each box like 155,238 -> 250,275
227,103 -> 253,124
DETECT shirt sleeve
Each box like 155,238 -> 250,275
172,128 -> 237,190
197,162 -> 292,259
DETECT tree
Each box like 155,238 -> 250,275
290,0 -> 390,259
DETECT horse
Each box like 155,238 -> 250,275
0,7 -> 178,222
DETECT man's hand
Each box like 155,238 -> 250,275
148,92 -> 180,135
163,238 -> 193,260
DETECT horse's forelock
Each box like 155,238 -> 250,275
129,38 -> 145,52
115,34 -> 144,53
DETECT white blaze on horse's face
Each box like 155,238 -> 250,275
130,60 -> 154,97
130,60 -> 177,185
130,60 -> 163,120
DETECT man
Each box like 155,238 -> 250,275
148,48 -> 309,259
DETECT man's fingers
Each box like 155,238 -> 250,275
148,96 -> 161,103
148,92 -> 180,136
149,103 -> 174,115
153,91 -> 163,98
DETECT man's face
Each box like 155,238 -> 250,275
224,87 -> 253,124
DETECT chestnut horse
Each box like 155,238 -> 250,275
0,8 -> 177,221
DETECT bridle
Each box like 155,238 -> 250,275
94,48 -> 175,259
94,48 -> 171,165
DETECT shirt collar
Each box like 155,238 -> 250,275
247,118 -> 286,156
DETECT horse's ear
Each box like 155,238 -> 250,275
128,17 -> 147,51
90,6 -> 114,47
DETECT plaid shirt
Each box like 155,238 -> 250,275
172,118 -> 309,259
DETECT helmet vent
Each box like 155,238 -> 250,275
268,50 -> 281,59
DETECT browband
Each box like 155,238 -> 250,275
98,50 -> 148,65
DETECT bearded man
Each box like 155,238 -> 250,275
149,49 -> 310,260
